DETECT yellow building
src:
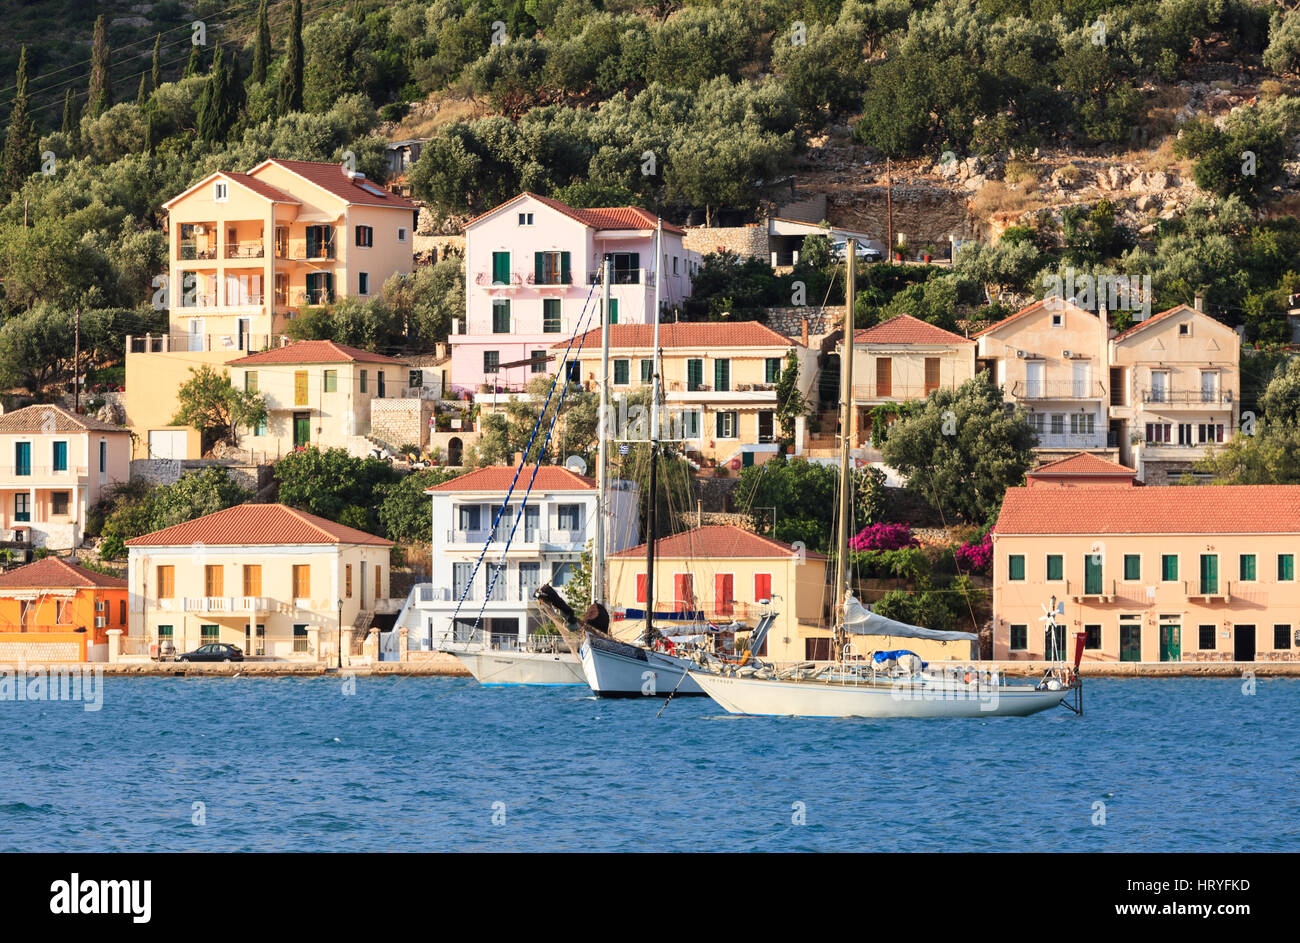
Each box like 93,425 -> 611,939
0,405 -> 131,549
560,322 -> 816,465
126,159 -> 418,460
125,503 -> 394,662
225,340 -> 403,457
1108,304 -> 1241,483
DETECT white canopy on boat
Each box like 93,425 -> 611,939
841,593 -> 978,642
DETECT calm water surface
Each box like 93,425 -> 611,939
2,676 -> 1296,852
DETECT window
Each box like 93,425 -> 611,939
715,573 -> 735,616
1279,554 -> 1295,581
458,505 -> 481,531
531,351 -> 547,374
243,565 -> 261,597
640,359 -> 653,384
1199,554 -> 1218,594
754,573 -> 772,602
517,212 -> 534,226
1274,624 -> 1292,650
118,600 -> 126,625
609,252 -> 641,284
292,564 -> 311,599
355,225 -> 373,247
14,442 -> 30,476
1161,554 -> 1178,581
764,357 -> 782,384
1008,555 -> 1025,581
201,625 -> 219,644
1179,322 -> 1191,336
377,371 -> 386,398
375,565 -> 382,601
409,369 -> 422,388
492,299 -> 511,333
1046,554 -> 1063,581
255,416 -> 267,436
323,369 -> 337,393
484,351 -> 500,374
715,411 -> 738,438
1051,312 -> 1063,327
360,369 -> 368,393
1198,423 -> 1224,444
358,272 -> 370,296
345,564 -> 353,598
714,359 -> 732,392
305,225 -> 334,259
398,228 -> 407,242
1123,554 -> 1141,581
534,251 -> 571,285
492,251 -> 510,284
542,298 -> 562,333
214,181 -> 228,201
1009,624 -> 1027,650
1146,422 -> 1171,443
1240,554 -> 1257,581
14,493 -> 29,522
687,359 -> 704,391
1070,413 -> 1096,436
1084,625 -> 1102,649
557,504 -> 581,531
293,624 -> 309,652
1084,554 -> 1103,594
614,360 -> 630,385
245,371 -> 258,394
806,637 -> 833,661
52,441 -> 67,472
551,562 -> 574,587
99,440 -> 107,477
156,566 -> 174,599
204,565 -> 223,597
635,573 -> 648,604
158,625 -> 173,643
51,492 -> 69,516
680,409 -> 701,439
1199,624 -> 1216,650
1050,414 -> 1065,435
294,370 -> 308,406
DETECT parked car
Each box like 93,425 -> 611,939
829,240 -> 882,262
175,643 -> 244,663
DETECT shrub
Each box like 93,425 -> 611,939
99,535 -> 125,560
849,522 -> 916,552
954,532 -> 993,574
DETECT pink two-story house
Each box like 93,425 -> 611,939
450,193 -> 698,394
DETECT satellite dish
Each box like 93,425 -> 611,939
565,455 -> 588,475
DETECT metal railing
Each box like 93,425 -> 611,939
181,596 -> 272,613
225,244 -> 266,259
526,272 -> 573,286
0,464 -> 89,478
445,527 -> 583,545
852,383 -> 948,401
1140,388 -> 1233,405
127,333 -> 287,353
1067,579 -> 1116,599
1033,432 -> 1108,449
1012,379 -> 1105,400
588,268 -> 655,287
475,271 -> 524,287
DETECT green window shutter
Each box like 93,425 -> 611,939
641,359 -> 653,383
1084,555 -> 1102,594
492,252 -> 510,284
714,359 -> 730,391
360,369 -> 368,393
492,300 -> 510,333
688,359 -> 703,391
1046,555 -> 1062,581
1008,555 -> 1025,581
1124,554 -> 1140,581
1240,555 -> 1256,580
534,252 -> 543,282
560,252 -> 571,284
1280,554 -> 1295,581
324,370 -> 337,393
608,299 -> 618,324
614,360 -> 629,385
1162,555 -> 1178,581
765,358 -> 781,383
1200,554 -> 1217,594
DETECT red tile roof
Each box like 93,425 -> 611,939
854,314 -> 973,346
610,525 -> 826,560
226,340 -> 402,366
0,404 -> 127,434
1027,452 -> 1136,479
557,321 -> 797,351
1110,304 -> 1207,341
468,192 -> 685,234
252,159 -> 419,210
994,486 -> 1300,535
426,466 -> 595,493
0,557 -> 126,590
971,298 -> 1100,338
222,172 -> 299,204
124,504 -> 390,547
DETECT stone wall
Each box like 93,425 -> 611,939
764,306 -> 836,344
828,185 -> 974,249
414,233 -> 465,263
129,458 -> 273,493
370,397 -> 435,450
683,223 -> 769,261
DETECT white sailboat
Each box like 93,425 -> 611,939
450,645 -> 586,687
686,239 -> 1083,719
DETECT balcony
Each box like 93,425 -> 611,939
128,333 -> 288,354
475,271 -> 524,289
180,596 -> 273,613
1068,579 -> 1116,602
1033,432 -> 1110,450
225,244 -> 266,259
1187,580 -> 1232,603
446,527 -> 584,547
1012,379 -> 1105,400
1140,389 -> 1233,407
276,240 -> 336,262
0,464 -> 89,482
526,272 -> 573,288
853,383 -> 947,402
178,244 -> 218,261
588,268 -> 655,287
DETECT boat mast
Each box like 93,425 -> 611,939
593,255 -> 612,606
642,219 -> 663,644
833,239 -> 857,659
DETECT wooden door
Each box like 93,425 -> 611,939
876,357 -> 892,398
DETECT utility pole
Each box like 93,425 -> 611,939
73,309 -> 81,414
885,160 -> 893,258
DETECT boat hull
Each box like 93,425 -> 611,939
688,671 -> 1072,718
580,639 -> 709,697
452,650 -> 586,687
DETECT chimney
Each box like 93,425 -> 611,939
514,451 -> 526,467
800,317 -> 809,347
1193,292 -> 1203,313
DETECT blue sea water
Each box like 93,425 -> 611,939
1,675 -> 1296,852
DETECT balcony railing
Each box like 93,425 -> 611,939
0,464 -> 89,479
277,240 -> 336,261
1012,380 -> 1105,400
526,272 -> 573,286
225,244 -> 266,259
1033,432 -> 1109,449
178,244 -> 218,261
475,271 -> 524,288
1067,579 -> 1116,601
1140,389 -> 1233,406
127,333 -> 288,354
1188,580 -> 1232,601
852,383 -> 948,401
588,268 -> 655,287
446,527 -> 584,546
631,599 -> 769,622
181,596 -> 272,613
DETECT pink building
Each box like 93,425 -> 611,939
450,193 -> 698,394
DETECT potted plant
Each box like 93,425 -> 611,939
922,245 -> 933,263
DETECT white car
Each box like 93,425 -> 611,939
828,240 -> 881,262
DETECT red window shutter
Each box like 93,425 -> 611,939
754,573 -> 772,602
635,573 -> 647,604
715,573 -> 734,616
674,574 -> 694,610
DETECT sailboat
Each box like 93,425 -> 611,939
685,240 -> 1083,718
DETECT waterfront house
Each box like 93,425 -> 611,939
225,340 -> 404,457
397,465 -> 640,650
0,557 -> 128,663
125,503 -> 394,662
991,485 -> 1300,663
126,159 -> 419,460
1107,304 -> 1241,484
559,322 -> 817,466
0,405 -> 131,550
973,298 -> 1116,461
450,192 -> 699,395
846,314 -> 976,442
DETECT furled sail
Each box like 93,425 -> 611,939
841,593 -> 978,642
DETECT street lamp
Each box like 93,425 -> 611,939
337,598 -> 343,669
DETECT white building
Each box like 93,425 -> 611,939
398,465 -> 640,649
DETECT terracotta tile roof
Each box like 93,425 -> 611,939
253,159 -> 419,210
610,525 -> 827,560
854,314 -> 973,346
226,340 -> 402,366
1027,452 -> 1137,478
971,298 -> 1100,338
994,486 -> 1300,535
426,466 -> 595,492
1110,304 -> 1213,342
222,172 -> 299,204
467,192 -> 685,234
0,557 -> 126,590
557,321 -> 798,351
0,404 -> 127,434
124,504 -> 390,547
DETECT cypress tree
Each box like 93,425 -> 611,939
277,0 -> 304,115
62,89 -> 82,150
151,33 -> 162,92
184,42 -> 202,79
197,45 -> 244,143
87,14 -> 112,117
252,0 -> 271,84
137,73 -> 149,107
1,46 -> 39,195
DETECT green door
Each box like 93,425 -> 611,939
293,412 -> 310,448
1084,555 -> 1103,594
1120,624 -> 1141,662
1159,624 -> 1181,662
1199,554 -> 1218,594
